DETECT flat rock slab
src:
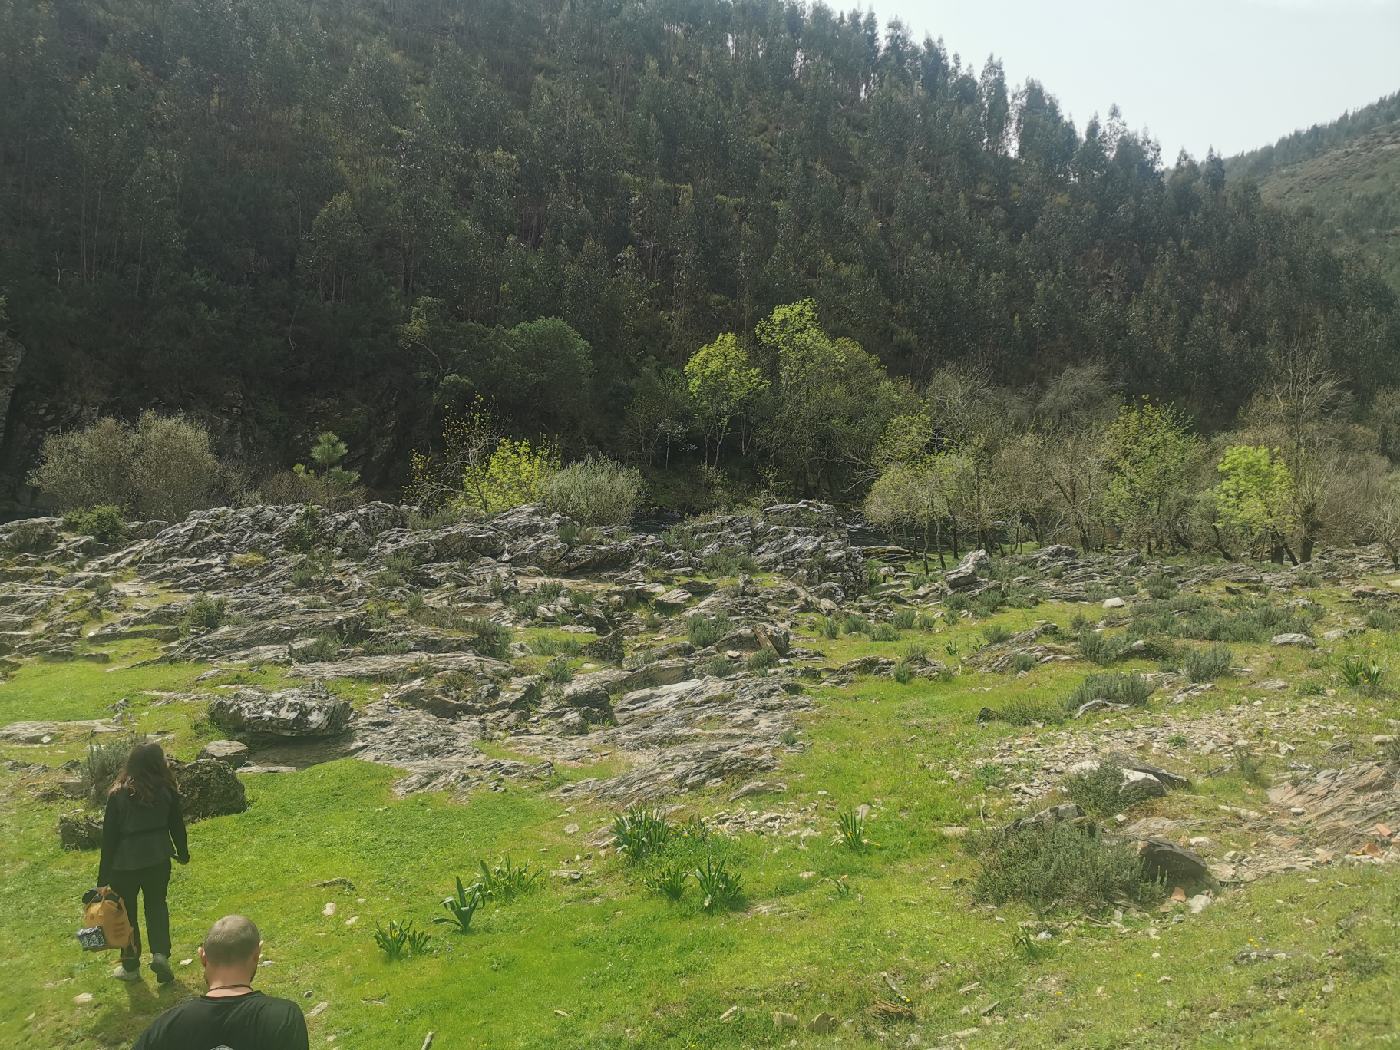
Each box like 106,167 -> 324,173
209,688 -> 353,738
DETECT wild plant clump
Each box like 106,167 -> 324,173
694,856 -> 744,912
62,505 -> 128,544
613,807 -> 673,864
837,808 -> 868,851
83,736 -> 143,805
542,455 -> 644,526
1066,672 -> 1154,712
181,593 -> 227,635
686,613 -> 732,649
971,822 -> 1162,913
1076,628 -> 1133,666
374,919 -> 432,959
476,858 -> 540,902
1339,654 -> 1386,695
433,878 -> 485,933
462,616 -> 512,659
1063,764 -> 1131,817
1182,644 -> 1234,682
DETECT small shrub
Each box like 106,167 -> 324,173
746,648 -> 778,672
296,633 -> 340,662
1077,629 -> 1131,666
984,699 -> 1064,726
613,807 -> 672,865
290,553 -> 330,588
695,856 -> 743,912
181,594 -> 227,635
83,736 -> 142,805
531,635 -> 583,657
700,658 -> 733,683
374,919 -> 432,959
1365,607 -> 1400,632
838,613 -> 870,636
1067,672 -> 1154,712
463,616 -> 512,659
838,808 -> 868,851
542,455 -> 644,525
700,550 -> 758,576
1182,645 -> 1233,682
544,656 -> 574,685
686,613 -> 732,649
892,659 -> 914,684
62,505 -> 127,544
1063,764 -> 1130,817
646,864 -> 688,902
1010,652 -> 1038,674
779,728 -> 800,747
434,878 -> 485,933
891,608 -> 917,630
972,822 -> 1162,913
982,624 -> 1013,646
1233,747 -> 1268,787
1142,573 -> 1176,600
817,616 -> 839,640
476,858 -> 539,902
870,623 -> 900,642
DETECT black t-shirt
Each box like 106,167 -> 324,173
131,990 -> 308,1050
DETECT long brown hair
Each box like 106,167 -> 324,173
110,742 -> 177,803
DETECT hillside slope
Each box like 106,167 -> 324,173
1229,93 -> 1400,289
2,0 -> 1396,501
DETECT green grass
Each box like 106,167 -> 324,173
4,573 -> 1400,1047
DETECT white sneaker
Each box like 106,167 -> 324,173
112,964 -> 141,981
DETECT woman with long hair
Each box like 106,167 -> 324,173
97,742 -> 189,983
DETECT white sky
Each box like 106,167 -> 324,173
870,0 -> 1400,159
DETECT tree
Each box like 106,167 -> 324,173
1211,445 -> 1297,562
684,333 -> 767,466
1103,401 -> 1200,551
864,460 -> 949,570
30,413 -> 222,521
459,438 -> 558,516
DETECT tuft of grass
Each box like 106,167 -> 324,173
1076,628 -> 1132,666
891,608 -> 917,630
613,807 -> 673,865
840,613 -> 872,636
181,593 -> 227,635
746,648 -> 778,672
971,821 -> 1163,914
544,656 -> 574,685
1063,764 -> 1130,817
869,623 -> 900,642
838,808 -> 868,851
695,855 -> 744,912
476,857 -> 539,902
462,616 -> 513,659
982,624 -> 1013,646
1340,654 -> 1386,695
646,864 -> 689,902
816,615 -> 839,640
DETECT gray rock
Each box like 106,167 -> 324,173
198,740 -> 251,768
1270,633 -> 1314,648
58,812 -> 104,850
945,549 -> 990,591
173,759 -> 248,821
1137,838 -> 1208,885
209,688 -> 352,738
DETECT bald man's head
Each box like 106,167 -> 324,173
201,915 -> 261,968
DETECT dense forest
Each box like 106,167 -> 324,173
2,0 -> 1398,509
1228,91 -> 1400,293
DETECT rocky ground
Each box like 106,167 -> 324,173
2,501 -> 1398,1047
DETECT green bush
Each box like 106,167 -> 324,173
1182,644 -> 1233,682
475,858 -> 539,902
891,608 -> 917,630
1067,672 -> 1154,711
542,455 -> 645,526
1063,764 -> 1130,817
840,613 -> 871,636
544,656 -> 574,685
462,616 -> 512,660
1077,628 -> 1132,665
972,822 -> 1162,913
181,594 -> 227,635
530,635 -> 583,657
646,863 -> 689,901
701,655 -> 734,678
1340,654 -> 1386,695
62,505 -> 127,544
83,736 -> 143,805
1142,573 -> 1176,600
296,633 -> 340,662
982,624 -> 1013,646
686,612 -> 732,648
1010,652 -> 1038,674
869,623 -> 900,642
817,616 -> 839,640
30,412 -> 222,520
746,648 -> 778,672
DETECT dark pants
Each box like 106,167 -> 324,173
110,861 -> 171,968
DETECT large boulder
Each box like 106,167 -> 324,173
58,811 -> 104,850
198,740 -> 250,768
208,688 -> 352,739
173,759 -> 248,821
945,549 -> 990,591
1137,838 -> 1208,886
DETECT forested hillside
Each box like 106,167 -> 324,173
2,0 -> 1398,504
1228,92 -> 1400,292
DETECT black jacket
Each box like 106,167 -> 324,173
98,785 -> 189,885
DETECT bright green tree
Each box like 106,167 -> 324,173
1103,401 -> 1200,551
459,437 -> 559,516
684,332 -> 766,466
1212,445 -> 1297,561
